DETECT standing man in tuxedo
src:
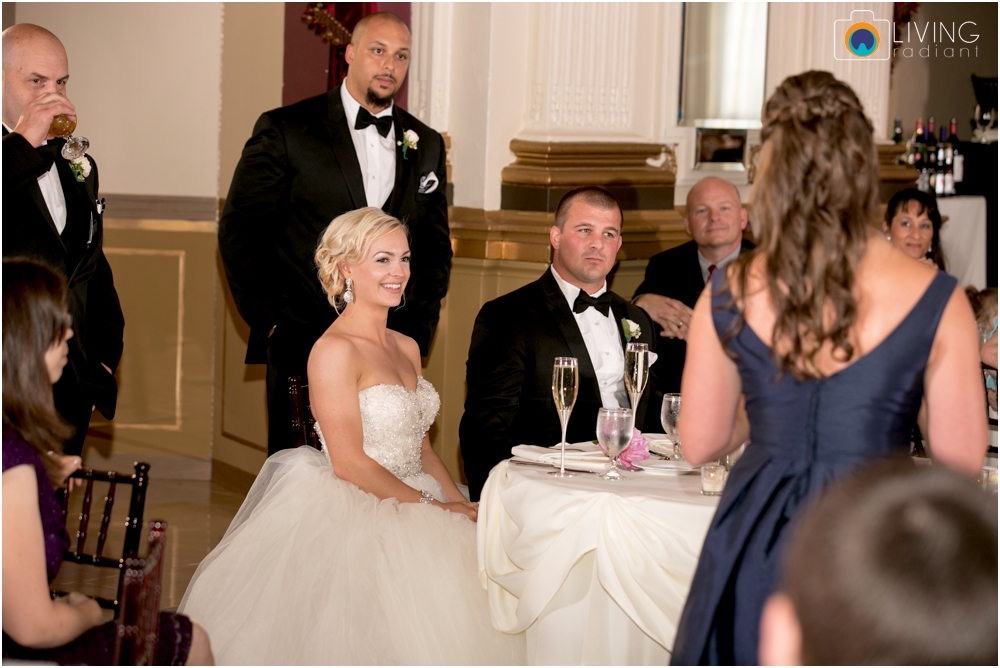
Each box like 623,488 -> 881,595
219,12 -> 451,455
2,24 -> 124,456
633,176 -> 754,396
460,187 -> 655,500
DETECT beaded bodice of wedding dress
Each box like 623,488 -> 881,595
315,376 -> 440,480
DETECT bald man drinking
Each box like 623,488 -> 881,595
3,24 -> 124,455
633,177 -> 754,400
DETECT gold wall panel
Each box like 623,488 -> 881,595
85,222 -> 219,479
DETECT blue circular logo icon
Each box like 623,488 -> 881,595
845,22 -> 880,58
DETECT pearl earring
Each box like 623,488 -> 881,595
343,277 -> 354,303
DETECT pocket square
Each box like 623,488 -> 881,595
418,172 -> 439,194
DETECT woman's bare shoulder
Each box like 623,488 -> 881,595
308,331 -> 362,376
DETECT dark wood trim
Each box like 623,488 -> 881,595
211,458 -> 258,495
102,194 -> 220,221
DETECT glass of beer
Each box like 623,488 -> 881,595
48,114 -> 89,160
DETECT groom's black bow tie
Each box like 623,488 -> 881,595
355,108 -> 394,138
573,291 -> 614,317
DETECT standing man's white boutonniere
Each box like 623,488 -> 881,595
69,155 -> 91,182
621,318 -> 641,343
398,129 -> 419,159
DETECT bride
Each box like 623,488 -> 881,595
178,208 -> 525,665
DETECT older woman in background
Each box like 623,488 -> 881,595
883,187 -> 947,271
2,259 -> 213,665
671,71 -> 986,665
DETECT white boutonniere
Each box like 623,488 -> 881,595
621,318 -> 641,343
397,129 -> 419,159
69,155 -> 91,182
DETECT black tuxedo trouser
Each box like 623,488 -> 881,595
265,325 -> 326,456
52,378 -> 94,457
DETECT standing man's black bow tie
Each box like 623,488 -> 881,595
355,108 -> 394,138
573,291 -> 614,317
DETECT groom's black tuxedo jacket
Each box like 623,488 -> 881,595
219,84 -> 452,362
2,130 -> 124,423
460,269 -> 656,501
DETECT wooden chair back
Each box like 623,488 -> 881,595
55,462 -> 150,617
289,376 -> 321,449
114,520 -> 167,666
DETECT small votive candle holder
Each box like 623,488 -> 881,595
701,463 -> 727,496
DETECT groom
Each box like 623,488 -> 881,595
460,187 -> 656,500
218,12 -> 452,455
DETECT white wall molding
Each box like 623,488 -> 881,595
765,2 -> 892,141
410,2 -> 453,132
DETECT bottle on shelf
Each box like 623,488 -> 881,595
909,118 -> 925,169
892,117 -> 903,144
948,118 -> 964,186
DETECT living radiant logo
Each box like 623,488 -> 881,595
834,9 -> 981,61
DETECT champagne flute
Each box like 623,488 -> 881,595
550,357 -> 579,478
48,114 -> 89,160
596,407 -> 634,481
661,393 -> 683,460
624,342 -> 649,412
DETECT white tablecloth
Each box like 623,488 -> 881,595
477,459 -> 718,665
938,196 -> 987,289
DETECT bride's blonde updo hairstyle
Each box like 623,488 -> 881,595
315,207 -> 409,311
730,70 -> 878,380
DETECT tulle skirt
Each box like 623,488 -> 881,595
177,447 -> 525,665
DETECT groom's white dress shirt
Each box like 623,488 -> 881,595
340,86 -> 396,208
550,266 -> 628,409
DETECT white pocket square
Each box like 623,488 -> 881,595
418,172 -> 439,194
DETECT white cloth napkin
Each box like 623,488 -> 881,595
511,443 -> 610,473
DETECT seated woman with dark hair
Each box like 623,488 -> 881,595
2,259 -> 214,666
882,187 -> 947,271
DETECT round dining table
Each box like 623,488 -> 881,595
477,457 -> 719,665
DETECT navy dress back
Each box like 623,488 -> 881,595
671,269 -> 957,665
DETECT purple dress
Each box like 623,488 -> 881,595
2,431 -> 193,665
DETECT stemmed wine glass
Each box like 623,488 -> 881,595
624,342 -> 649,412
661,393 -> 683,460
48,114 -> 89,160
596,407 -> 634,481
550,357 -> 579,478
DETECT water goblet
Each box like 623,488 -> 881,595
596,407 -> 634,481
550,357 -> 579,478
661,393 -> 683,460
48,114 -> 90,161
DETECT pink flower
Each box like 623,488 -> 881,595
594,428 -> 650,470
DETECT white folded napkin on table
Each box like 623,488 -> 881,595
510,442 -> 610,473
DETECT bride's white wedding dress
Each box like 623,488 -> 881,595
177,377 -> 525,665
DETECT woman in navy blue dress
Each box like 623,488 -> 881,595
671,71 -> 987,665
2,259 -> 214,665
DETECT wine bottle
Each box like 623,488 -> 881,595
892,117 -> 903,144
909,118 -> 925,169
948,118 -> 964,185
925,117 -> 938,169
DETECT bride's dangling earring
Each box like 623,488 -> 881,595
343,277 -> 354,304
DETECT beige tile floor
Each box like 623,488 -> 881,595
51,479 -> 246,611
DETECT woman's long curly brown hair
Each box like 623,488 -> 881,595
728,70 -> 879,380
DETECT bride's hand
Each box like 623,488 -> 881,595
440,501 -> 478,522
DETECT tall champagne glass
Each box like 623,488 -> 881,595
596,407 -> 634,480
624,342 -> 649,412
48,114 -> 89,160
661,393 -> 683,460
550,357 -> 579,477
